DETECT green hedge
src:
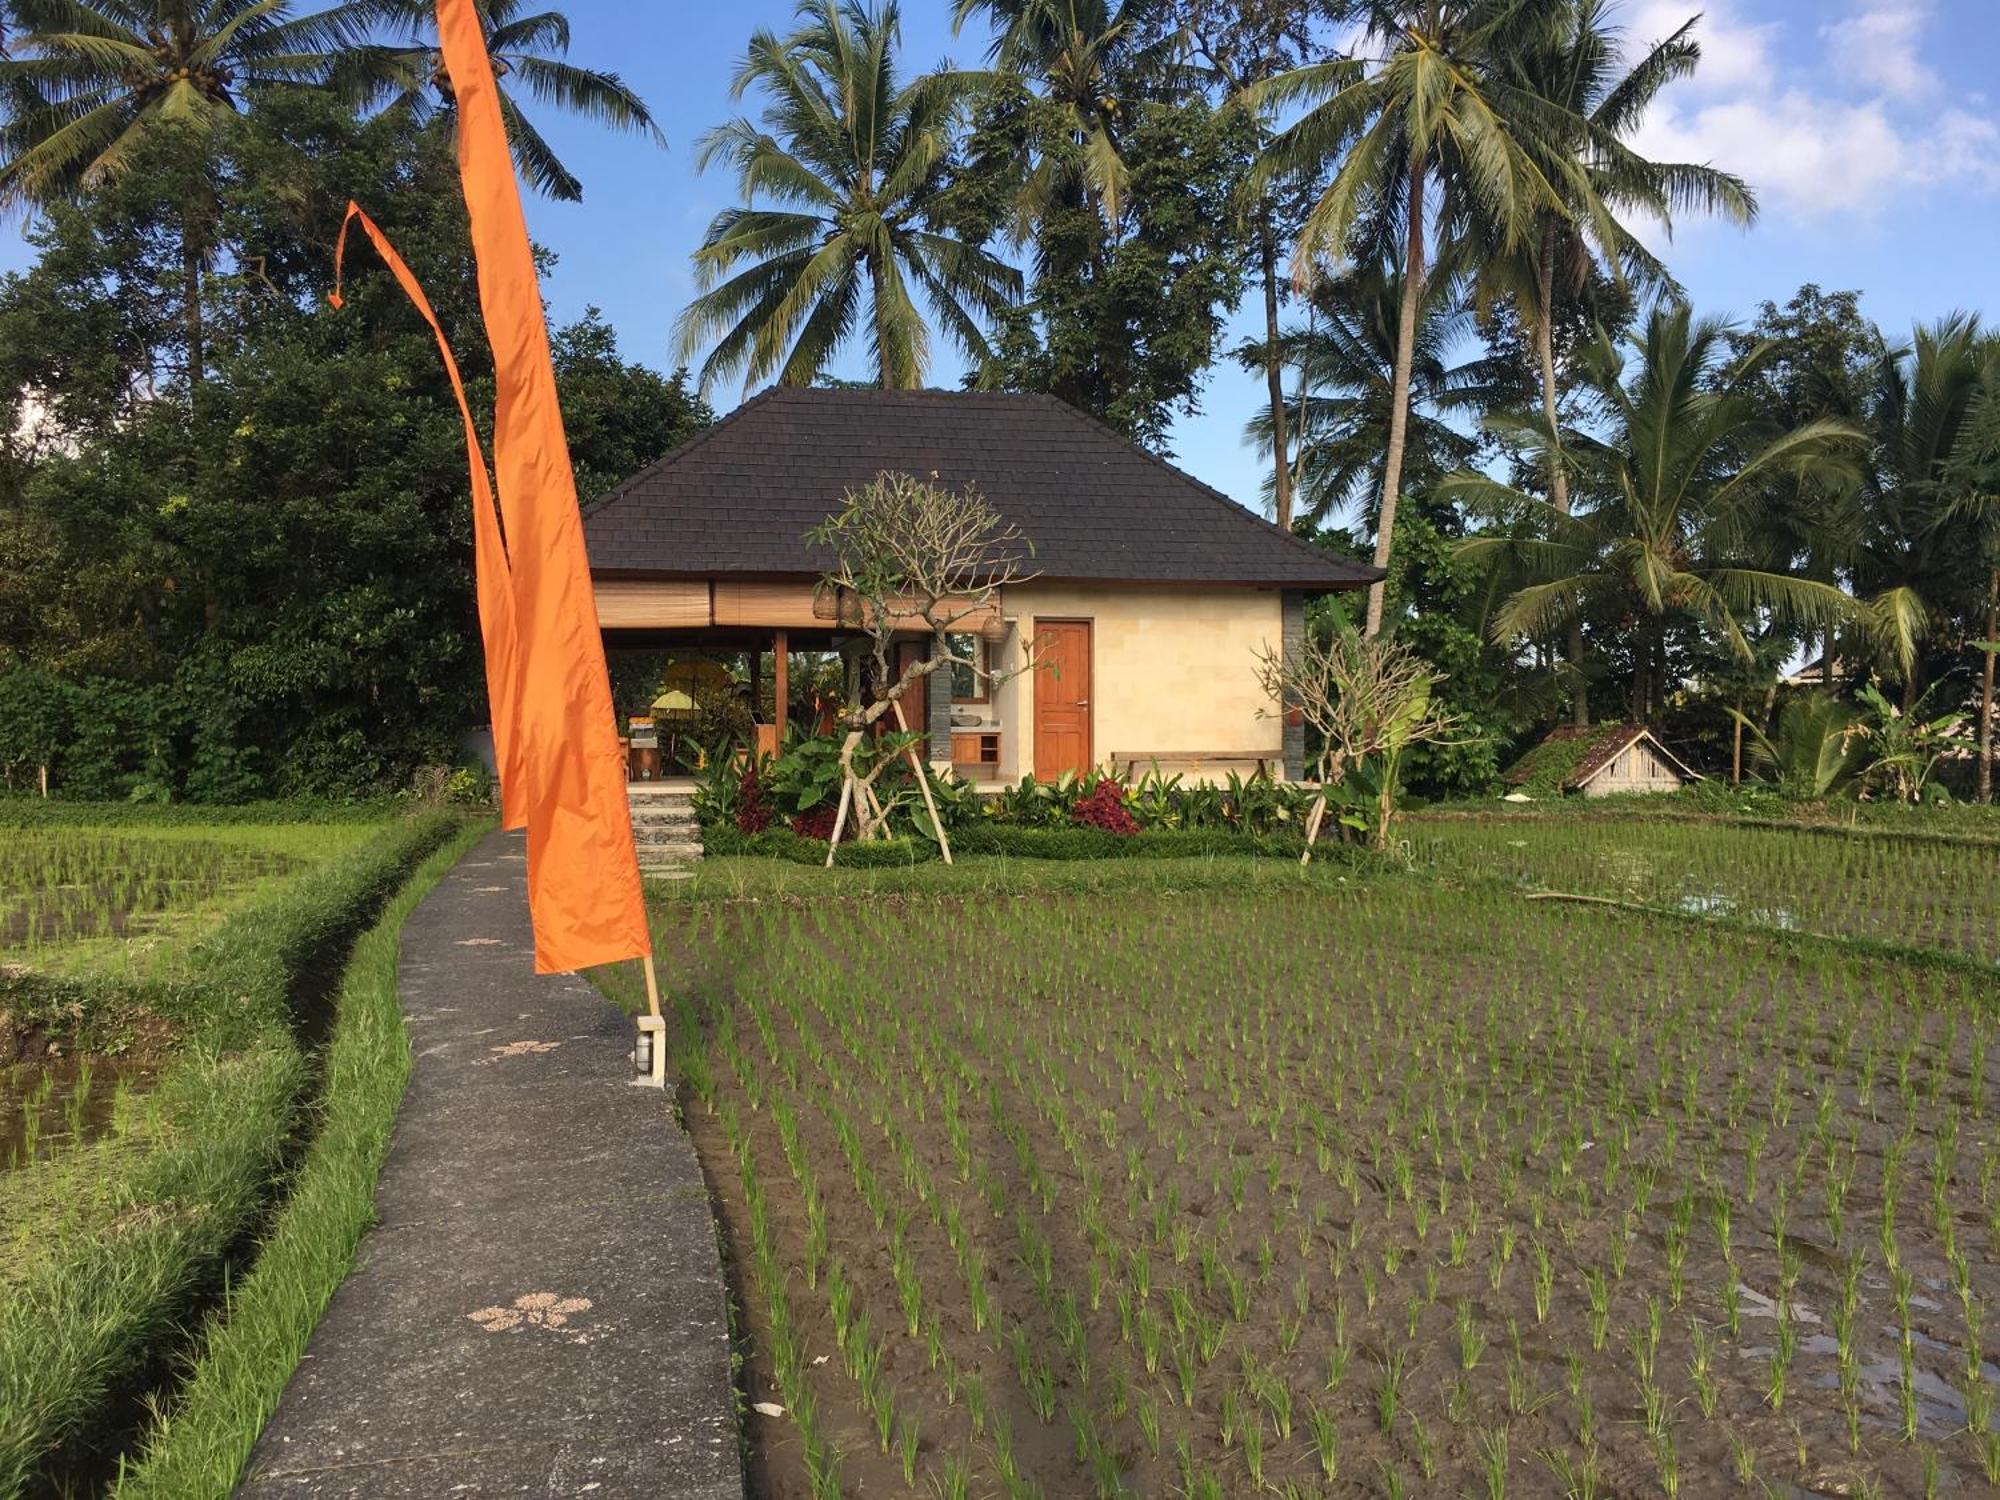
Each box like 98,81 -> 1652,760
701,822 -> 1355,866
0,812 -> 458,1496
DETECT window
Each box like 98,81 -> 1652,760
949,634 -> 987,703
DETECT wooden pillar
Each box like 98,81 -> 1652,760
748,646 -> 762,720
773,630 -> 789,744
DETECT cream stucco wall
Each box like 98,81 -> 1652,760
981,585 -> 1288,783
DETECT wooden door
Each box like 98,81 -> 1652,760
891,640 -> 929,745
1034,620 -> 1092,778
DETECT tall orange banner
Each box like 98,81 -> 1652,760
435,0 -> 652,974
329,202 -> 527,833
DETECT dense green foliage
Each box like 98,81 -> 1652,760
0,93 -> 707,800
0,0 -> 1994,809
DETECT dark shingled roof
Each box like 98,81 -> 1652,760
584,387 -> 1379,590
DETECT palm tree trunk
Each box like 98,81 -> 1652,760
868,256 -> 892,390
1731,690 -> 1743,786
1367,154 -> 1426,638
182,212 -> 205,387
1979,565 -> 1997,804
1258,211 -> 1293,533
1532,226 -> 1586,726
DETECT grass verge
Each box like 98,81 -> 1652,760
110,820 -> 488,1498
0,813 -> 459,1497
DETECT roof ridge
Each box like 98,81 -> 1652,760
1025,392 -> 1382,584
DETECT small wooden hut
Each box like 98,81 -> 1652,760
1503,724 -> 1696,798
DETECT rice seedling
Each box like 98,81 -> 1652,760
635,823 -> 2000,1497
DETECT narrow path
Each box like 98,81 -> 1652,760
239,831 -> 740,1499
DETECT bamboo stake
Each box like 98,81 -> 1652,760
893,698 -> 954,865
825,772 -> 855,868
641,951 -> 662,1020
1300,791 -> 1328,867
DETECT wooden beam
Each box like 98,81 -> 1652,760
773,630 -> 789,745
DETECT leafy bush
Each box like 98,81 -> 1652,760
1072,779 -> 1139,834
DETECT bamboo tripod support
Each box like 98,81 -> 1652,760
823,707 -> 955,867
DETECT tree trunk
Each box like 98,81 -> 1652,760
1532,224 -> 1587,727
182,213 -> 205,387
1731,693 -> 1743,786
1979,566 -> 1997,804
1258,211 -> 1293,533
1367,155 -> 1426,638
869,256 -> 895,390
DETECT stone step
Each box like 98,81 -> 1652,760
635,841 -> 705,862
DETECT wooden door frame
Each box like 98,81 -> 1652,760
1034,617 -> 1094,779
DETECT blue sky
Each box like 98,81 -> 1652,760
5,0 -> 1996,510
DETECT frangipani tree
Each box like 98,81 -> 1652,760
1257,612 -> 1466,858
808,469 -> 1038,863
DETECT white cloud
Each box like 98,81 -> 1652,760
1821,3 -> 1937,99
1934,107 -> 2000,191
1617,0 -> 1778,94
1631,90 -> 1907,217
1611,0 -> 1995,223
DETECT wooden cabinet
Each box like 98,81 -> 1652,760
951,732 -> 1001,768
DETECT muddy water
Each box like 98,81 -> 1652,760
0,1058 -> 154,1169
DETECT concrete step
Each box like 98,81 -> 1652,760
635,840 -> 705,861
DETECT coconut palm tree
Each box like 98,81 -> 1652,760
1241,263 -> 1503,529
0,0 -> 375,382
1447,304 -> 1863,721
341,0 -> 661,202
1947,333 -> 2000,802
1249,0 -> 1569,636
1478,0 -> 1756,721
951,0 -> 1149,231
677,0 -> 1021,393
1841,315 -> 1987,705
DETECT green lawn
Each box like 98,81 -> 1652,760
604,824 -> 2000,1499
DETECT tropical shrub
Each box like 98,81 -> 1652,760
1071,779 -> 1140,834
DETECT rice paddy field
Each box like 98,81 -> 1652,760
628,826 -> 2000,1500
1,816 -> 386,1280
0,821 -> 379,980
1409,818 -> 2000,966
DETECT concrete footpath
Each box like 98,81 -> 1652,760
239,830 -> 741,1499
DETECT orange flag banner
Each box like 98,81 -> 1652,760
329,202 -> 527,833
435,0 -> 652,974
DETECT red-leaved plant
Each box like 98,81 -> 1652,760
736,764 -> 772,834
1071,779 -> 1139,835
791,805 -> 841,841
